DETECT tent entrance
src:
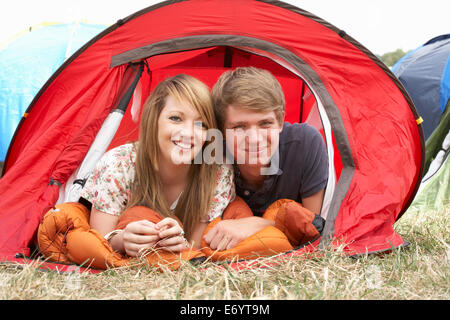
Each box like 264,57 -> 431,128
59,44 -> 349,223
127,45 -> 341,220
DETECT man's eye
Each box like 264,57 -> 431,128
232,125 -> 245,130
260,121 -> 274,127
169,116 -> 182,122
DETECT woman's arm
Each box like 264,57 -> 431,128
89,206 -> 120,237
89,206 -> 124,253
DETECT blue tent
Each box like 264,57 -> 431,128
394,35 -> 450,214
392,34 -> 450,141
0,22 -> 107,161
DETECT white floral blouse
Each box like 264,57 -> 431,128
80,143 -> 235,221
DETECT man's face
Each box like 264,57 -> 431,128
223,105 -> 283,167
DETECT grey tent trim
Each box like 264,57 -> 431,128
110,33 -> 355,245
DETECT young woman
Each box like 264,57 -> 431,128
79,74 -> 235,257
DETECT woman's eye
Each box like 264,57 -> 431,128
232,125 -> 244,130
169,116 -> 182,122
194,121 -> 207,129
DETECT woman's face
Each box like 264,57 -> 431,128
157,95 -> 207,166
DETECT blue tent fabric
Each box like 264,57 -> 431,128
393,34 -> 450,141
441,57 -> 450,113
0,22 -> 107,161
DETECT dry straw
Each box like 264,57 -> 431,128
0,206 -> 448,300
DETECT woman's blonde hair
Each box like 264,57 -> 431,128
211,67 -> 285,131
127,74 -> 218,239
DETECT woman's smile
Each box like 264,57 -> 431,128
172,139 -> 194,150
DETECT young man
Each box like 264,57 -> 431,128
203,67 -> 328,251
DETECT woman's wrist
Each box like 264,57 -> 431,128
107,229 -> 125,253
104,229 -> 122,242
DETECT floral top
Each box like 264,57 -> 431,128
80,143 -> 235,221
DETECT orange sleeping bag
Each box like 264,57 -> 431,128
37,197 -> 320,270
37,203 -> 204,270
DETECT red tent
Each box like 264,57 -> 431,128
0,0 -> 424,269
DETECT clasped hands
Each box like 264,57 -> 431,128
121,216 -> 273,257
121,217 -> 188,257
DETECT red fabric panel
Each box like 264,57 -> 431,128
0,39 -> 127,257
335,226 -> 405,255
109,47 -> 306,150
0,184 -> 59,258
301,84 -> 315,122
330,131 -> 343,181
107,66 -> 153,150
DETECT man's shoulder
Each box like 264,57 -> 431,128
280,122 -> 322,144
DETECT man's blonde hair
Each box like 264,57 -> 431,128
211,67 -> 285,130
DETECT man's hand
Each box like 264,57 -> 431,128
203,217 -> 274,251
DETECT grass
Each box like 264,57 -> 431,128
0,206 -> 448,300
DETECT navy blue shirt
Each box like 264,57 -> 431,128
233,122 -> 329,216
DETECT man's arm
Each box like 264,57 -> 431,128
203,188 -> 325,251
301,188 -> 325,215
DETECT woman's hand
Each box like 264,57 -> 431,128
154,217 -> 188,252
121,220 -> 161,257
90,207 -> 187,255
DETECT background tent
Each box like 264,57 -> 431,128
0,22 -> 107,162
408,119 -> 449,214
393,35 -> 450,214
0,0 -> 424,269
392,34 -> 450,142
